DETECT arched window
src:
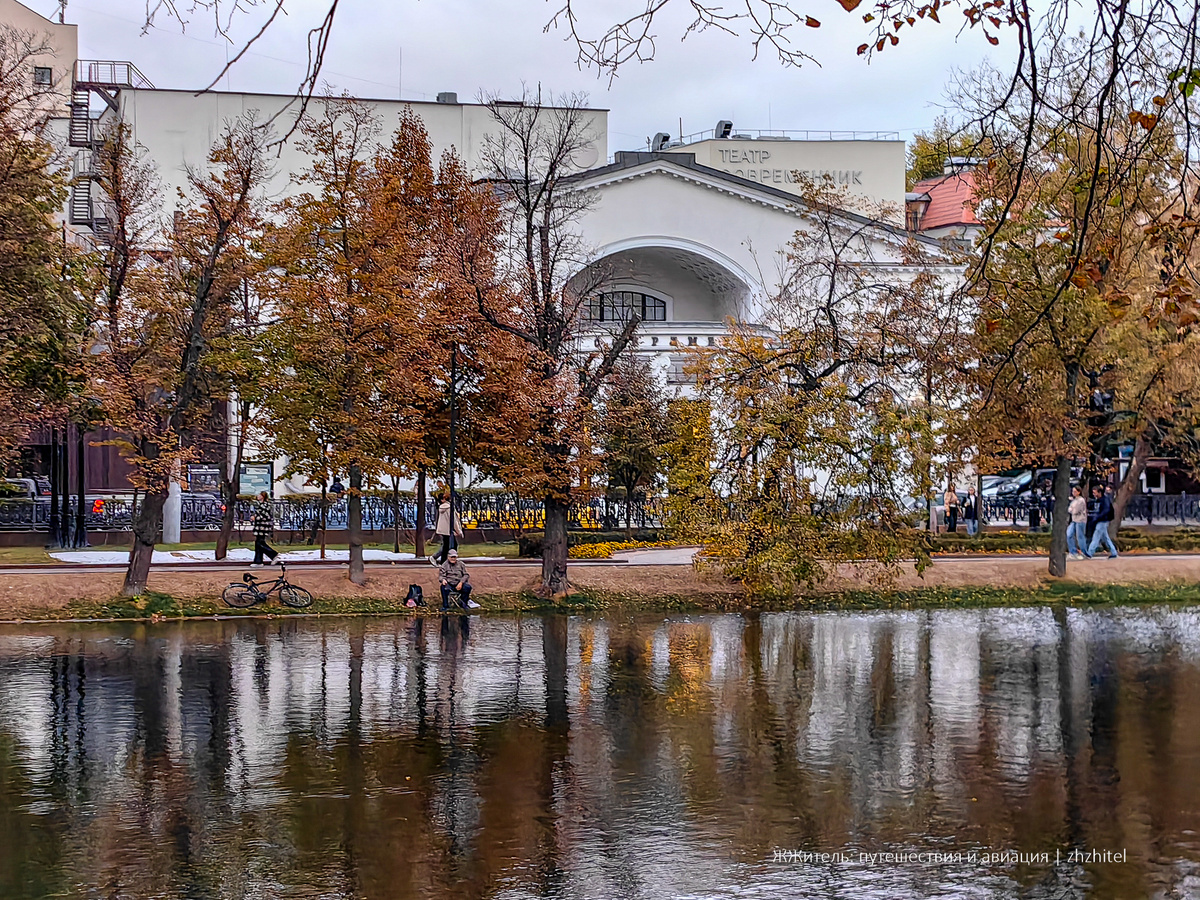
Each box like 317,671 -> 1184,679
584,291 -> 667,323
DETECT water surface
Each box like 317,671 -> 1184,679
0,607 -> 1199,898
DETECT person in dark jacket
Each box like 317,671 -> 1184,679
1086,485 -> 1118,559
251,491 -> 279,565
962,486 -> 980,536
437,549 -> 479,609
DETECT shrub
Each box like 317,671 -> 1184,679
518,529 -> 667,557
568,540 -> 679,559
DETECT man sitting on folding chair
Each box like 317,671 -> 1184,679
437,549 -> 479,610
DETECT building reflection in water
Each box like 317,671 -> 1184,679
0,607 -> 1199,898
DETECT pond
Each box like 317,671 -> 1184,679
0,607 -> 1198,898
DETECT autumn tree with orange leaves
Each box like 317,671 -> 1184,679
261,98 -> 421,584
85,116 -> 272,596
260,99 -> 528,583
967,42 -> 1200,576
455,89 -> 635,598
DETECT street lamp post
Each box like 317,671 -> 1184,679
74,425 -> 87,547
48,425 -> 59,547
59,428 -> 70,546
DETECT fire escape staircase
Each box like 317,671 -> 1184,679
68,61 -> 153,241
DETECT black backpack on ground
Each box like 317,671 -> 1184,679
404,584 -> 425,608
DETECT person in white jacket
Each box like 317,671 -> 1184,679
1067,485 -> 1090,559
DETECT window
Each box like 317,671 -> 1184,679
32,67 -> 52,86
584,290 -> 667,323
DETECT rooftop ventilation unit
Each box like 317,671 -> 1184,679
714,119 -> 733,139
731,133 -> 752,140
436,92 -> 458,104
943,156 -> 983,174
651,132 -> 671,151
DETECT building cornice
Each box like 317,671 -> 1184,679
568,153 -> 949,253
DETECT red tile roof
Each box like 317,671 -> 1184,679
911,171 -> 980,230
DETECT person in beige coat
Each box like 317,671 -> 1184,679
431,492 -> 463,565
943,486 -> 960,533
1067,485 -> 1090,559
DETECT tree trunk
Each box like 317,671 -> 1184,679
123,487 -> 167,596
216,398 -> 247,561
625,489 -> 633,541
348,465 -> 365,585
415,470 -> 426,558
1111,432 -> 1150,533
1049,360 -> 1081,578
215,480 -> 237,560
542,495 -> 570,598
1048,455 -> 1071,577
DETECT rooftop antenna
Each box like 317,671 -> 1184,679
58,0 -> 66,23
398,46 -> 402,100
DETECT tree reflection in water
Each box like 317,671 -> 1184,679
0,608 -> 1198,898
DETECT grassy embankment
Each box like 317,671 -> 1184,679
6,529 -> 1200,621
22,579 -> 1200,624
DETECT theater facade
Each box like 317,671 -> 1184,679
4,0 -> 958,495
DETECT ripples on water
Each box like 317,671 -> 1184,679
0,608 -> 1199,898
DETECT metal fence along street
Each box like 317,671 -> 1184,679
0,493 -> 664,534
980,493 -> 1200,527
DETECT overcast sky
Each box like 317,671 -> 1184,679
31,0 -> 1010,153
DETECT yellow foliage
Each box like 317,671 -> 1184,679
568,540 -> 679,559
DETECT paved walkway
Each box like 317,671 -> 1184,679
49,548 -> 426,565
612,547 -> 700,565
29,546 -> 703,571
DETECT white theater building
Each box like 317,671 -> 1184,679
5,0 -> 958,495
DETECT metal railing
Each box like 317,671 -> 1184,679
982,493 -> 1200,527
74,60 -> 154,90
0,493 -> 663,534
681,128 -> 901,143
7,492 -> 1194,534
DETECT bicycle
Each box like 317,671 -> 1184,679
221,560 -> 314,609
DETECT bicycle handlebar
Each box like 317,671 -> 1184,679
243,559 -> 287,584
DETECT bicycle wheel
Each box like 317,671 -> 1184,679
279,585 -> 314,609
222,584 -> 258,609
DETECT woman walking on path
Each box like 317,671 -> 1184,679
431,492 -> 463,565
251,491 -> 279,565
1067,485 -> 1090,559
943,485 -> 960,533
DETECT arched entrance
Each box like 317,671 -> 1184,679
570,238 -> 766,387
572,237 -> 763,325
